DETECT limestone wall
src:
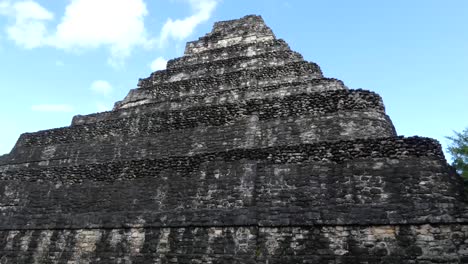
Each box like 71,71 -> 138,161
15,90 -> 388,147
136,61 -> 323,91
168,39 -> 290,69
3,111 -> 393,169
1,138 -> 465,230
1,14 -> 467,263
149,51 -> 303,84
1,225 -> 467,263
107,78 -> 346,119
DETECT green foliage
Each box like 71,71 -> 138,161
446,127 -> 468,179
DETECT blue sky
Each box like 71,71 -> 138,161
0,0 -> 467,162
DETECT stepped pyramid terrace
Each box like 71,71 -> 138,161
0,15 -> 467,263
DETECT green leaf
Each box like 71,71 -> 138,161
446,127 -> 468,180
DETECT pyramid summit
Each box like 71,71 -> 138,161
1,14 -> 467,263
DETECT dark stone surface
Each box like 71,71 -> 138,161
148,50 -> 304,84
13,89 -> 389,148
167,39 -> 290,69
0,137 -> 466,231
0,225 -> 466,263
3,111 -> 395,169
135,60 -> 323,93
88,78 -> 347,124
1,14 -> 467,263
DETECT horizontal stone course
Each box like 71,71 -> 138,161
128,61 -> 325,110
117,77 -> 345,110
137,60 -> 322,89
185,33 -> 275,56
1,136 -> 446,183
87,78 -> 346,123
167,39 -> 290,69
209,15 -> 274,39
0,154 -> 465,229
147,50 -> 303,85
184,16 -> 275,55
4,111 -> 395,169
1,224 -> 465,263
15,90 -> 386,147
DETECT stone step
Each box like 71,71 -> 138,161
125,61 -> 324,109
0,136 -> 450,187
130,61 -> 323,110
184,33 -> 275,56
1,137 -> 462,230
83,78 -> 346,124
0,225 -> 465,263
136,61 -> 322,90
140,51 -> 307,86
202,15 -> 274,42
167,39 -> 290,69
4,110 -> 395,169
183,15 -> 275,56
11,90 -> 389,149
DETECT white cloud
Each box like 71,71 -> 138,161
0,0 -> 53,49
90,80 -> 112,96
158,0 -> 218,46
150,57 -> 167,71
50,0 -> 149,67
31,104 -> 74,112
0,0 -> 220,65
0,0 -> 149,66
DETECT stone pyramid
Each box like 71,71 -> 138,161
1,15 -> 467,263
